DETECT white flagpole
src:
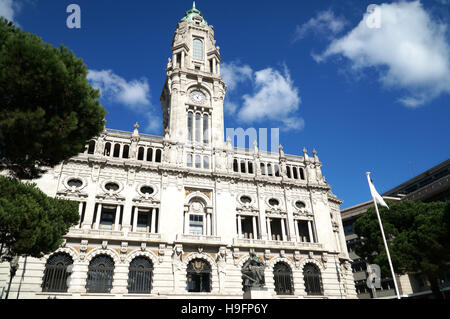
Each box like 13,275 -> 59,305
366,172 -> 401,299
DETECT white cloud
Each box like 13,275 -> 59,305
223,62 -> 304,131
88,69 -> 162,134
316,1 -> 450,107
88,69 -> 151,108
0,0 -> 20,24
294,9 -> 348,41
221,62 -> 253,91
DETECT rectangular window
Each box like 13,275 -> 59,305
203,156 -> 210,169
195,155 -> 201,169
100,207 -> 116,230
189,214 -> 204,235
187,153 -> 193,167
137,212 -> 149,232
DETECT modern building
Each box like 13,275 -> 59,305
341,159 -> 450,299
0,4 -> 356,299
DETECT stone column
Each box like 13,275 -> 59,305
82,198 -> 96,230
281,218 -> 287,241
184,208 -> 189,234
202,214 -> 207,236
252,216 -> 258,240
76,202 -> 83,228
151,208 -> 156,233
94,203 -> 102,230
114,205 -> 121,231
237,215 -> 242,238
144,147 -> 148,162
294,220 -> 300,242
206,213 -> 211,236
266,218 -> 272,241
132,206 -> 138,232
308,221 -> 314,243
217,62 -> 221,76
213,57 -> 217,74
181,51 -> 185,68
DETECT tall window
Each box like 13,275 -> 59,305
87,140 -> 96,154
195,113 -> 201,142
128,257 -> 153,294
187,259 -> 211,292
86,255 -> 115,293
42,253 -> 73,292
187,112 -> 193,142
203,114 -> 209,144
193,39 -> 203,60
273,262 -> 294,295
303,264 -> 323,296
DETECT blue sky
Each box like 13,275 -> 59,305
2,0 -> 449,208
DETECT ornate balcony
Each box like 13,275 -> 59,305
175,234 -> 222,245
233,238 -> 323,250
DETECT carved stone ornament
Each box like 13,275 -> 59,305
102,241 -> 108,249
141,243 -> 147,251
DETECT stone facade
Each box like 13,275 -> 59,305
0,4 -> 356,299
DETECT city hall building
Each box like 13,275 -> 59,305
0,4 -> 356,299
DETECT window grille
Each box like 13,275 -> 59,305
42,253 -> 73,292
273,262 -> 294,295
86,255 -> 115,293
186,259 -> 211,292
193,39 -> 203,60
303,263 -> 323,295
128,257 -> 153,294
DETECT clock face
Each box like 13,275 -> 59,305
190,90 -> 206,105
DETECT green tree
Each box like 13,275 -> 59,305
354,200 -> 450,299
0,18 -> 106,180
0,176 -> 79,260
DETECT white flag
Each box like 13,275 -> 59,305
366,173 -> 389,209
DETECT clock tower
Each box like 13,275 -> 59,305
160,2 -> 226,151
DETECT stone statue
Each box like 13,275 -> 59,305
241,252 -> 266,291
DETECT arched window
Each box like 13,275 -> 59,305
293,167 -> 299,179
122,145 -> 129,159
87,140 -> 96,154
233,159 -> 239,172
186,259 -> 211,292
128,257 -> 153,294
273,262 -> 294,295
138,147 -> 144,161
147,148 -> 153,162
267,164 -> 273,176
155,149 -> 162,163
187,112 -> 193,142
303,263 -> 323,296
193,39 -> 203,60
240,160 -> 247,174
300,168 -> 305,180
42,253 -> 73,292
113,144 -> 121,158
248,162 -> 254,174
86,255 -> 115,293
104,142 -> 111,156
260,163 -> 266,175
286,166 -> 292,179
274,165 -> 280,177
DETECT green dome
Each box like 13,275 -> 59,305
182,1 -> 208,26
